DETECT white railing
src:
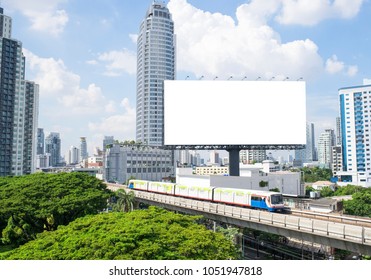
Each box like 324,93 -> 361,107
134,190 -> 371,246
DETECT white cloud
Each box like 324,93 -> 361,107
88,98 -> 136,140
347,65 -> 358,77
325,55 -> 358,76
168,0 -> 323,80
86,59 -> 98,65
363,78 -> 371,85
24,49 -> 80,95
98,49 -> 136,76
276,0 -> 364,26
325,55 -> 344,74
3,0 -> 69,36
24,49 -> 118,115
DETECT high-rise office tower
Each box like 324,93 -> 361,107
103,136 -> 115,152
136,2 -> 176,146
45,132 -> 61,167
294,122 -> 316,165
37,128 -> 45,155
80,137 -> 88,160
0,7 -> 39,176
338,85 -> 371,186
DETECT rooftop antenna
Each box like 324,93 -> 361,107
228,76 -> 233,80
242,76 -> 247,80
198,75 -> 204,80
255,76 -> 261,80
213,76 -> 218,80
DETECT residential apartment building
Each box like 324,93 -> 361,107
317,129 -> 335,168
68,146 -> 80,165
331,145 -> 343,177
136,2 -> 176,146
338,84 -> 371,187
0,7 -> 39,176
240,150 -> 266,164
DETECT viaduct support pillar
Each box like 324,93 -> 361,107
227,148 -> 241,176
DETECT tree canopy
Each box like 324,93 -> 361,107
343,188 -> 371,217
1,207 -> 238,260
0,172 -> 111,246
300,166 -> 332,182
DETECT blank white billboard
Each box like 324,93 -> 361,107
164,80 -> 306,146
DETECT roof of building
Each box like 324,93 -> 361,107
312,181 -> 335,186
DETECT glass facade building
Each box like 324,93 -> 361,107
136,2 -> 176,146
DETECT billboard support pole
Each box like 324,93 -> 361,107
227,147 -> 241,176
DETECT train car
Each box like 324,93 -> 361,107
174,184 -> 214,201
213,187 -> 284,212
148,181 -> 175,195
128,179 -> 148,191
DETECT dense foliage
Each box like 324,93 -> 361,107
343,188 -> 371,217
0,172 -> 111,246
1,207 -> 238,260
306,184 -> 371,217
300,167 -> 332,182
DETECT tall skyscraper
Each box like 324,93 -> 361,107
294,122 -> 316,165
338,85 -> 371,186
68,146 -> 80,165
103,136 -> 115,152
0,7 -> 39,176
45,132 -> 61,167
37,128 -> 45,155
317,129 -> 335,168
80,137 -> 88,160
136,2 -> 176,146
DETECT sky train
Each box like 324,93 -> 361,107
128,180 -> 285,212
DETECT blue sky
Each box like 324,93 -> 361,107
2,0 -> 371,158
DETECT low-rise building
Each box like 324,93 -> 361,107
104,143 -> 173,184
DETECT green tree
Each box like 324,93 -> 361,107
334,184 -> 363,196
319,186 -> 335,197
343,189 -> 371,217
113,189 -> 135,212
1,207 -> 238,260
0,172 -> 111,246
301,167 -> 332,182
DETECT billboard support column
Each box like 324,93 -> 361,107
227,147 -> 241,176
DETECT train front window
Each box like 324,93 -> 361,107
271,194 -> 283,205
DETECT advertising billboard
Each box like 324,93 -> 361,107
164,80 -> 306,146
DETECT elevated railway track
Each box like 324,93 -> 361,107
106,183 -> 371,255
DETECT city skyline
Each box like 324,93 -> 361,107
2,0 -> 371,155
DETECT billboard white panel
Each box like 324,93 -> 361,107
164,80 -> 306,146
